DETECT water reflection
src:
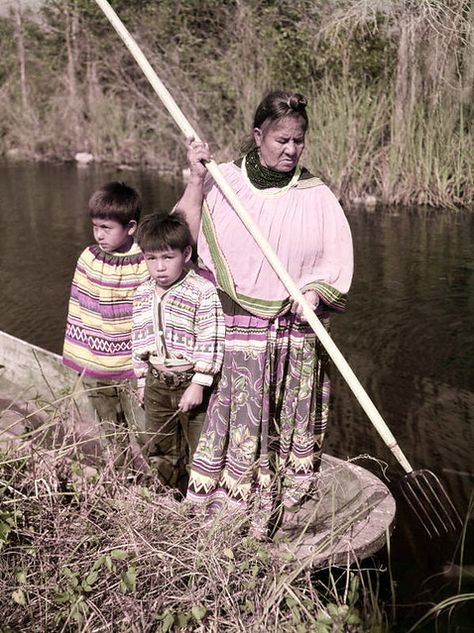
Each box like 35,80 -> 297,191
325,206 -> 473,624
0,161 -> 181,353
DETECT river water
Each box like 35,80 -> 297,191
1,161 -> 473,628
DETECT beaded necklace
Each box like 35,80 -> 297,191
244,147 -> 297,189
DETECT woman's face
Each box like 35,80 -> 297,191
253,115 -> 306,172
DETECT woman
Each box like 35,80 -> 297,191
176,90 -> 353,537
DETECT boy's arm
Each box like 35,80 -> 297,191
66,249 -> 89,310
131,285 -> 150,391
63,248 -> 91,360
191,285 -> 225,385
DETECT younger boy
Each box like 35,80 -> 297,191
63,181 -> 149,450
132,212 -> 224,492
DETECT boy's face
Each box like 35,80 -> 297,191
92,218 -> 136,253
144,247 -> 192,290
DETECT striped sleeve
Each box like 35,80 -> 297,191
131,280 -> 155,388
301,280 -> 348,312
192,284 -> 225,378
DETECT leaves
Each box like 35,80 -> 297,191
191,605 -> 207,622
0,511 -> 21,551
110,549 -> 129,560
15,569 -> 27,584
120,566 -> 137,594
11,589 -> 27,606
0,439 -> 394,631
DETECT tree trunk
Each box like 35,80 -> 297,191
14,2 -> 28,111
65,3 -> 81,147
462,2 -> 474,107
393,16 -> 419,148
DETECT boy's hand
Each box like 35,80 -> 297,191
136,386 -> 145,407
179,383 -> 204,412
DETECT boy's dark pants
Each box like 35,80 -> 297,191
136,367 -> 207,493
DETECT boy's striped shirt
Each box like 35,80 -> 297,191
63,243 -> 149,379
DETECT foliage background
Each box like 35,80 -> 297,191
1,0 -> 473,208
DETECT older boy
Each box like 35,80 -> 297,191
132,212 -> 224,492
63,181 -> 149,451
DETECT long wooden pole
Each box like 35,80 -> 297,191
94,0 -> 413,475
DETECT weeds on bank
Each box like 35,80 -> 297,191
405,493 -> 474,633
2,391 -> 471,632
0,398 -> 393,633
307,80 -> 473,209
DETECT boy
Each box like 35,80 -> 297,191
63,181 -> 149,451
132,212 -> 224,492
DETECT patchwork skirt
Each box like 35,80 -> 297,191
187,294 -> 331,534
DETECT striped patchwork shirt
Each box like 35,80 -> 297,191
63,243 -> 149,379
131,269 -> 225,389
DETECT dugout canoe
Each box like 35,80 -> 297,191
0,329 -> 396,567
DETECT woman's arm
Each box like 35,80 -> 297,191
175,137 -> 212,244
289,185 -> 353,318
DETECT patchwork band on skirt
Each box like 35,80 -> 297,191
187,293 -> 331,534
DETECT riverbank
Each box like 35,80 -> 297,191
0,437 -> 392,632
0,329 -> 471,632
0,329 -> 396,632
1,0 -> 472,210
2,143 -> 471,212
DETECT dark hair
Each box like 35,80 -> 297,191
136,212 -> 192,253
253,90 -> 308,130
88,181 -> 142,226
240,91 -> 309,153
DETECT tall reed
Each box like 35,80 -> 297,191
0,0 -> 471,209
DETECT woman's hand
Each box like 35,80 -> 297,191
186,136 -> 212,181
289,290 -> 320,321
179,382 -> 204,412
175,137 -> 213,242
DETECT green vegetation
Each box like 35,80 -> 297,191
0,0 -> 472,208
1,392 -> 472,631
0,426 -> 391,632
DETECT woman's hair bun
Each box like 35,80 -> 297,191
251,90 -> 309,133
288,93 -> 307,112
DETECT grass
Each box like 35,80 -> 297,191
404,493 -> 474,633
0,394 -> 395,633
306,79 -> 473,210
1,391 -> 471,632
